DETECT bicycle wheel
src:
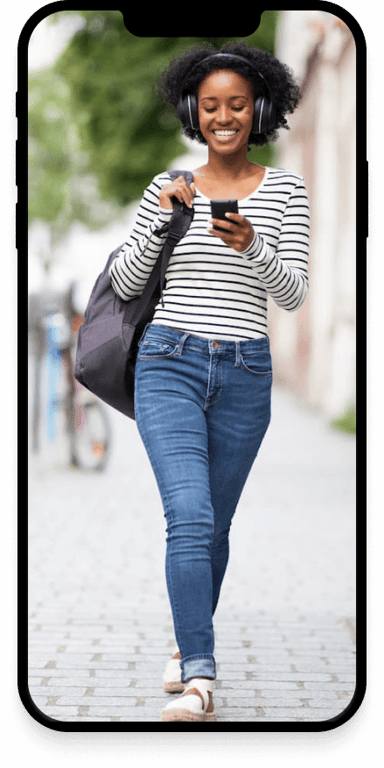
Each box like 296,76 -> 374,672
72,400 -> 111,471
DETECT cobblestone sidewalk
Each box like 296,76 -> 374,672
26,385 -> 357,725
28,608 -> 355,723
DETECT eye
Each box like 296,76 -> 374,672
231,101 -> 248,111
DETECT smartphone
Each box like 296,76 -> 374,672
210,199 -> 238,230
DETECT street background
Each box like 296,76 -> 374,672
23,4 -> 361,732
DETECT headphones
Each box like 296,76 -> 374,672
177,53 -> 276,136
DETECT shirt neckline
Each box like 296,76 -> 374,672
193,166 -> 270,203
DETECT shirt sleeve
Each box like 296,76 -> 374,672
109,174 -> 173,301
239,177 -> 310,311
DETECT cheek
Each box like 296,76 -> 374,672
244,107 -> 254,129
197,109 -> 209,131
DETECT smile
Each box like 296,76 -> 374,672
213,130 -> 238,137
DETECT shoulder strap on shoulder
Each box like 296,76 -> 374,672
168,169 -> 194,185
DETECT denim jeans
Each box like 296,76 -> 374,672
134,324 -> 272,683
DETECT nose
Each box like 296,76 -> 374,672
217,104 -> 232,124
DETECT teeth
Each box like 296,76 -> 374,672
214,130 -> 237,136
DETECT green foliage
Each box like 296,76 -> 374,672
28,69 -> 73,236
50,11 -> 279,208
331,405 -> 356,435
28,66 -> 119,243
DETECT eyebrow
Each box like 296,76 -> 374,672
200,95 -> 248,102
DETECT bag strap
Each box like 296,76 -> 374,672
159,170 -> 194,303
124,170 -> 194,325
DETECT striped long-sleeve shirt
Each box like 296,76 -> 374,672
109,166 -> 310,341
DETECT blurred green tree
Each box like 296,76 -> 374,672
28,65 -> 120,263
50,11 -> 278,208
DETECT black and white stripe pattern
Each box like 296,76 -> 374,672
109,167 -> 310,340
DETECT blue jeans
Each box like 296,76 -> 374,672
134,324 -> 272,683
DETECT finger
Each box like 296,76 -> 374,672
225,213 -> 254,242
179,190 -> 193,208
182,190 -> 194,208
208,226 -> 223,236
224,212 -> 246,225
209,218 -> 234,232
176,180 -> 194,208
189,182 -> 196,205
207,227 -> 235,244
172,188 -> 192,208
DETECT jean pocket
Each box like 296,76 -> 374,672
240,351 -> 272,376
137,338 -> 178,360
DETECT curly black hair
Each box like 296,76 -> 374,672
157,40 -> 301,147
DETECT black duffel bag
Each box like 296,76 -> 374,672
74,170 -> 193,419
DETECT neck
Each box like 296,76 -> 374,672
204,149 -> 252,181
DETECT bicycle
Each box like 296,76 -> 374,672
29,286 -> 112,472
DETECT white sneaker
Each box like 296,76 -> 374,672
162,649 -> 185,693
161,677 -> 216,722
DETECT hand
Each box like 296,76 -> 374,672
207,212 -> 255,252
159,176 -> 196,210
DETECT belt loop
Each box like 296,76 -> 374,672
176,333 -> 189,355
235,342 -> 241,367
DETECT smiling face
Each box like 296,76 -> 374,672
197,69 -> 254,155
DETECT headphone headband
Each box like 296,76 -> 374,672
182,52 -> 272,100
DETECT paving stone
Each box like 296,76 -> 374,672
251,672 -> 334,682
28,668 -> 93,679
29,686 -> 89,696
308,697 -> 353,709
93,670 -> 137,679
59,716 -> 128,722
44,678 -> 97,687
34,707 -> 79,718
54,661 -> 128,669
303,681 -> 356,691
83,707 -> 157,717
221,680 -> 300,691
51,697 -> 136,709
292,709 -> 347,720
255,705 -> 312,720
260,689 -> 337,700
218,662 -> 293,671
92,687 -> 165,697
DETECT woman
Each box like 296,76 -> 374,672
109,40 -> 309,722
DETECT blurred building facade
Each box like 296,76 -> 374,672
272,10 -> 357,421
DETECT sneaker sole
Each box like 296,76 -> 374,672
163,681 -> 185,693
161,708 -> 216,722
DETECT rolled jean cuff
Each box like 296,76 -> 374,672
181,654 -> 216,682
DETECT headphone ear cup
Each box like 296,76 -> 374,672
177,93 -> 199,132
253,96 -> 275,135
